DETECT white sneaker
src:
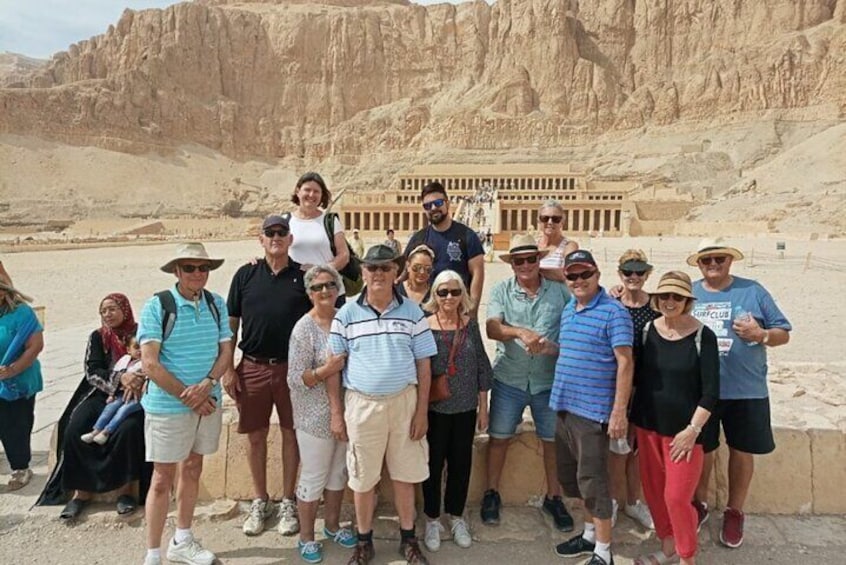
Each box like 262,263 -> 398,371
166,537 -> 215,565
80,432 -> 97,444
611,499 -> 619,528
142,554 -> 161,565
93,431 -> 109,445
424,518 -> 445,552
449,516 -> 472,549
277,498 -> 300,535
243,498 -> 274,536
625,500 -> 655,530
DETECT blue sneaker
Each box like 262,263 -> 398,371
298,540 -> 323,564
323,526 -> 358,549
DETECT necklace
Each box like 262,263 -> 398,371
435,309 -> 466,376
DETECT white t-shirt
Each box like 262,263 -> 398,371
288,211 -> 344,266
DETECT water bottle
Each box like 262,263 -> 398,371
609,437 -> 632,455
733,306 -> 758,347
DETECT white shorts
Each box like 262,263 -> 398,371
295,429 -> 347,502
144,408 -> 223,463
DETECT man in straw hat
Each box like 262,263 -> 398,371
551,250 -> 634,565
138,242 -> 233,565
686,237 -> 791,549
481,234 -> 573,532
329,244 -> 436,564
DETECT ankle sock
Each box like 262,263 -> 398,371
146,548 -> 161,560
174,528 -> 192,544
358,530 -> 373,543
400,528 -> 416,542
582,523 -> 596,543
594,541 -> 612,563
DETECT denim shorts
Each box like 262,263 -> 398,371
488,379 -> 556,441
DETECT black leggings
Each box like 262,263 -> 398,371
0,395 -> 36,471
422,409 -> 477,519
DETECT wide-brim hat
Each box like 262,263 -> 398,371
499,234 -> 550,263
0,279 -> 34,303
686,237 -> 744,266
160,242 -> 225,274
652,271 -> 696,299
362,244 -> 404,268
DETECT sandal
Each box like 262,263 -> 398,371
633,551 -> 680,565
116,494 -> 137,515
60,498 -> 90,520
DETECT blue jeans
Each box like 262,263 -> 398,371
488,379 -> 556,441
94,397 -> 142,434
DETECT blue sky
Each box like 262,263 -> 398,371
0,1 -> 457,59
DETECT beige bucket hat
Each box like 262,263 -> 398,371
686,237 -> 744,266
498,233 -> 551,263
160,242 -> 225,274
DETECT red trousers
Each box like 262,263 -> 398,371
636,426 -> 704,559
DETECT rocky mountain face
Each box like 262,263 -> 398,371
1,0 -> 844,162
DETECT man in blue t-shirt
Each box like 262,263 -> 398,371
404,181 -> 485,314
687,238 -> 791,550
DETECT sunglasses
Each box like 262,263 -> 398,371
411,264 -> 433,274
363,264 -> 394,273
565,270 -> 596,281
658,292 -> 687,302
435,288 -> 462,298
698,256 -> 728,266
422,198 -> 446,211
511,255 -> 539,267
264,228 -> 289,238
179,264 -> 212,273
620,269 -> 648,277
539,215 -> 563,224
309,281 -> 338,293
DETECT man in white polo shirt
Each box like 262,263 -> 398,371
138,242 -> 233,565
330,244 -> 437,565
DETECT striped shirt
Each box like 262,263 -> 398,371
329,290 -> 437,396
138,286 -> 232,415
551,288 -> 633,423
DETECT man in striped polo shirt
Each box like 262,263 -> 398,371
138,243 -> 234,565
329,244 -> 437,565
551,250 -> 634,565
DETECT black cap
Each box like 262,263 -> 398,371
564,250 -> 598,273
262,214 -> 290,231
362,244 -> 402,266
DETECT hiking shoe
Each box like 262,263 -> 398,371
7,468 -> 33,491
543,495 -> 575,532
424,518 -> 444,552
450,516 -> 472,548
277,497 -> 300,535
298,540 -> 323,564
583,553 -> 614,565
693,500 -> 709,532
720,507 -> 745,548
347,540 -> 375,565
324,526 -> 357,548
243,498 -> 274,536
624,500 -> 655,530
480,489 -> 501,525
554,533 -> 596,558
399,537 -> 429,564
166,537 -> 215,565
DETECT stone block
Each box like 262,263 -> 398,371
746,427 -> 812,514
223,418 -> 288,500
469,432 -> 547,506
198,417 -> 229,500
808,428 -> 846,514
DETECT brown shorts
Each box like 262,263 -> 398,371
236,358 -> 294,434
556,411 -> 613,520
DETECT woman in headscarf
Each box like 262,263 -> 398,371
37,293 -> 151,519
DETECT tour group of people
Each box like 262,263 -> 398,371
0,176 -> 793,565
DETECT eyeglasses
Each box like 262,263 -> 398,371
435,288 -> 462,298
410,264 -> 433,274
422,198 -> 446,211
511,255 -> 539,267
658,292 -> 687,302
565,270 -> 596,281
539,215 -> 563,224
620,269 -> 648,277
264,228 -> 289,238
179,264 -> 212,273
363,264 -> 394,273
309,281 -> 338,293
698,255 -> 728,266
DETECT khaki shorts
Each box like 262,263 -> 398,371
344,386 -> 429,493
145,408 -> 223,463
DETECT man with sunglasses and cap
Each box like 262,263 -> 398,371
223,214 -> 313,537
482,234 -> 573,532
687,238 -> 791,549
329,244 -> 437,564
138,242 -> 233,565
551,249 -> 634,565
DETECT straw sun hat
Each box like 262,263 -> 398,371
686,237 -> 744,267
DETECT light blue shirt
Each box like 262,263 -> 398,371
0,304 -> 43,400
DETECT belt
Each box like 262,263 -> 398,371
243,354 -> 285,366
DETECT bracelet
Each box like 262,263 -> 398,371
688,422 -> 702,434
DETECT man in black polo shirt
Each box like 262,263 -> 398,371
223,214 -> 312,537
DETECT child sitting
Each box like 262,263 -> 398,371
81,334 -> 144,445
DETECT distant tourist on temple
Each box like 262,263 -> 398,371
536,200 -> 579,283
405,181 -> 485,316
351,229 -> 365,259
688,238 -> 792,549
384,228 -> 402,255
397,244 -> 435,305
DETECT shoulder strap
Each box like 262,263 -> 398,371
641,320 -> 652,347
694,324 -> 704,356
323,212 -> 338,256
156,291 -> 177,341
202,289 -> 221,327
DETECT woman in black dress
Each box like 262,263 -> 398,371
37,293 -> 151,518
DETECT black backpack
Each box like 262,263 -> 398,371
156,290 -> 220,341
